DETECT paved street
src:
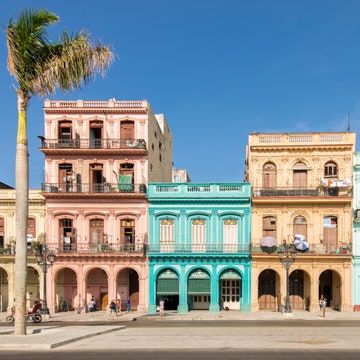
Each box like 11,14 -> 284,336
1,350 -> 360,360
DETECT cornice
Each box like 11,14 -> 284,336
44,109 -> 148,115
250,144 -> 353,153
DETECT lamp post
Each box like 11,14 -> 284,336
35,244 -> 55,315
278,240 -> 297,313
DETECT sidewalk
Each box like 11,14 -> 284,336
0,325 -> 124,350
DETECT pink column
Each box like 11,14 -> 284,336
77,264 -> 86,313
137,264 -> 147,312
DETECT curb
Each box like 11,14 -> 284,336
0,326 -> 125,350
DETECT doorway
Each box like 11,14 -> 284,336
90,164 -> 103,192
89,121 -> 103,148
258,269 -> 279,310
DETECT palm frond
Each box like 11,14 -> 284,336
6,9 -> 59,91
32,31 -> 114,95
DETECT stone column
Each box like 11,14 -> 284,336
310,270 -> 319,312
77,264 -> 86,313
147,263 -> 157,314
241,262 -> 251,311
209,264 -> 219,312
178,264 -> 188,313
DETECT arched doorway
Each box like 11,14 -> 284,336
289,270 -> 311,310
86,268 -> 108,311
156,269 -> 179,310
116,268 -> 139,311
0,267 -> 8,312
219,269 -> 242,310
258,269 -> 280,310
188,269 -> 211,310
55,268 -> 77,312
319,270 -> 341,310
27,267 -> 40,309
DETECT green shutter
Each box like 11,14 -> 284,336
188,279 -> 210,294
118,175 -> 133,192
157,279 -> 179,295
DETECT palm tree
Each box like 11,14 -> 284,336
6,9 -> 113,335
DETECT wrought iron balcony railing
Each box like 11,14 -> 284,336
41,183 -> 146,194
147,242 -> 250,254
46,242 -> 146,255
252,187 -> 352,197
251,244 -> 352,255
40,138 -> 147,150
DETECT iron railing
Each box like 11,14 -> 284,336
251,244 -> 352,255
41,183 -> 146,194
252,187 -> 352,197
40,138 -> 147,150
147,243 -> 250,254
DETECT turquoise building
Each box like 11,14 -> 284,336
353,153 -> 360,310
147,183 -> 251,313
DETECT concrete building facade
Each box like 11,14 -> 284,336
147,182 -> 251,313
353,153 -> 360,310
246,132 -> 355,312
41,99 -> 172,313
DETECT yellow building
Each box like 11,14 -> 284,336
0,186 -> 45,312
245,132 -> 355,312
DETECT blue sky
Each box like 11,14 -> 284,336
0,0 -> 360,188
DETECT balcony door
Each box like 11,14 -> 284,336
90,164 -> 103,192
120,121 -> 135,140
323,216 -> 338,250
89,219 -> 104,244
89,121 -> 103,148
118,163 -> 134,192
121,219 -> 135,248
293,162 -> 307,189
58,163 -> 73,192
262,162 -> 276,188
58,121 -> 72,146
59,219 -> 75,251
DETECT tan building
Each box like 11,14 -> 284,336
0,187 -> 45,312
245,132 -> 355,312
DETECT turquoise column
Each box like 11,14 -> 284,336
148,262 -> 157,314
240,262 -> 251,311
209,264 -> 220,312
178,264 -> 188,313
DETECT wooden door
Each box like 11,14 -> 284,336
258,270 -> 276,310
89,219 -> 104,244
262,163 -> 276,188
262,216 -> 276,238
293,170 -> 307,188
289,270 -> 304,310
101,293 -> 108,310
120,121 -> 135,140
90,164 -> 103,192
121,219 -> 135,245
323,217 -> 338,250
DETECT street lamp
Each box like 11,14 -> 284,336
35,244 -> 55,315
278,240 -> 297,313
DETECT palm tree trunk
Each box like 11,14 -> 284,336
14,90 -> 29,335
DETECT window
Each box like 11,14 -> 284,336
160,219 -> 174,252
58,121 -> 72,140
293,216 -> 307,237
121,219 -> 135,244
89,219 -> 104,244
59,219 -> 75,251
293,162 -> 307,188
324,162 -> 338,178
223,219 -> 238,252
262,162 -> 276,188
192,219 -> 206,252
0,217 -> 4,248
151,143 -> 155,151
27,218 -> 36,243
262,216 -> 276,238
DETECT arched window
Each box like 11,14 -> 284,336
262,162 -> 277,188
323,216 -> 338,249
0,217 -> 4,248
223,219 -> 238,252
324,161 -> 338,178
262,216 -> 276,238
293,162 -> 307,188
192,219 -> 206,252
293,216 -> 307,237
160,219 -> 175,252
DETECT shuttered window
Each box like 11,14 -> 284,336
192,219 -> 206,252
293,216 -> 307,237
223,219 -> 238,252
160,219 -> 174,252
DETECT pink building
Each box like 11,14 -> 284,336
40,99 -> 172,313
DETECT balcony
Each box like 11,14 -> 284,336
251,244 -> 352,256
147,242 -> 250,254
148,183 -> 251,199
39,138 -> 147,156
252,186 -> 352,204
46,242 -> 146,255
41,183 -> 146,199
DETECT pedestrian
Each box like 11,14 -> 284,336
126,298 -> 131,313
109,300 -> 117,317
116,298 -> 122,316
159,298 -> 165,317
319,294 -> 326,317
88,297 -> 96,312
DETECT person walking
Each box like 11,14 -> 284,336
116,298 -> 122,316
319,295 -> 327,317
159,298 -> 165,317
109,300 -> 117,317
126,298 -> 131,313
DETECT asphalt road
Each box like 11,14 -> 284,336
1,350 -> 360,360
